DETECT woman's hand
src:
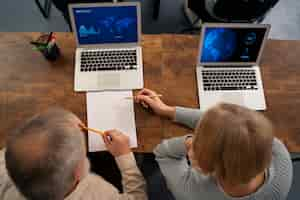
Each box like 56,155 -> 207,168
134,88 -> 175,119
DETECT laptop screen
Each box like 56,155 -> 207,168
200,27 -> 267,63
72,5 -> 138,45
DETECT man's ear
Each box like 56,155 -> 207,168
73,160 -> 83,181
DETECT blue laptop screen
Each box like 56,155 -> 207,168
72,6 -> 138,45
200,27 -> 267,63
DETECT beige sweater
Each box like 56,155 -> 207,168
0,150 -> 147,200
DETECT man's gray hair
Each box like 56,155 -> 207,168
5,108 -> 86,200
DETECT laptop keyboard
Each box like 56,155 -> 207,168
80,49 -> 137,72
202,69 -> 258,91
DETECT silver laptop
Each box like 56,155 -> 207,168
69,2 -> 143,91
196,23 -> 270,111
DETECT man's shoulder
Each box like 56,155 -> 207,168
85,173 -> 116,187
0,148 -> 5,162
0,149 -> 26,200
0,148 -> 10,181
0,149 -> 9,179
66,172 -> 119,200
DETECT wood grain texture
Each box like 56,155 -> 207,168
0,33 -> 300,152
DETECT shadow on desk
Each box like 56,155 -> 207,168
87,152 -> 175,200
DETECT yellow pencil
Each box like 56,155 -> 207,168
79,123 -> 105,136
125,94 -> 162,99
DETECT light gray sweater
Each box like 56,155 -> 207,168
154,107 -> 293,200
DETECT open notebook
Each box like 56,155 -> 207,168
86,91 -> 137,152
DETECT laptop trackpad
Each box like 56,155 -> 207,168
221,93 -> 245,106
98,74 -> 120,88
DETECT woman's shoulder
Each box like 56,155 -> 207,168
272,138 -> 291,161
265,138 -> 293,199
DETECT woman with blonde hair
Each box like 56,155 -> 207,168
135,88 -> 292,200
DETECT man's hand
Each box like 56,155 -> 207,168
103,130 -> 131,157
134,88 -> 175,119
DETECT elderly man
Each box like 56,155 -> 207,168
0,108 -> 147,200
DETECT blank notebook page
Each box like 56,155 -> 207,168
86,91 -> 137,152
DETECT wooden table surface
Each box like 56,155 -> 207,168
0,33 -> 300,152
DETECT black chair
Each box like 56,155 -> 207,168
153,0 -> 160,20
287,153 -> 300,200
187,0 -> 279,23
182,0 -> 279,33
137,153 -> 175,200
35,0 -> 52,18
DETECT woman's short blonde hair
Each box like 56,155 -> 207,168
193,103 -> 273,186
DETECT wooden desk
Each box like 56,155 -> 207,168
0,33 -> 300,152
